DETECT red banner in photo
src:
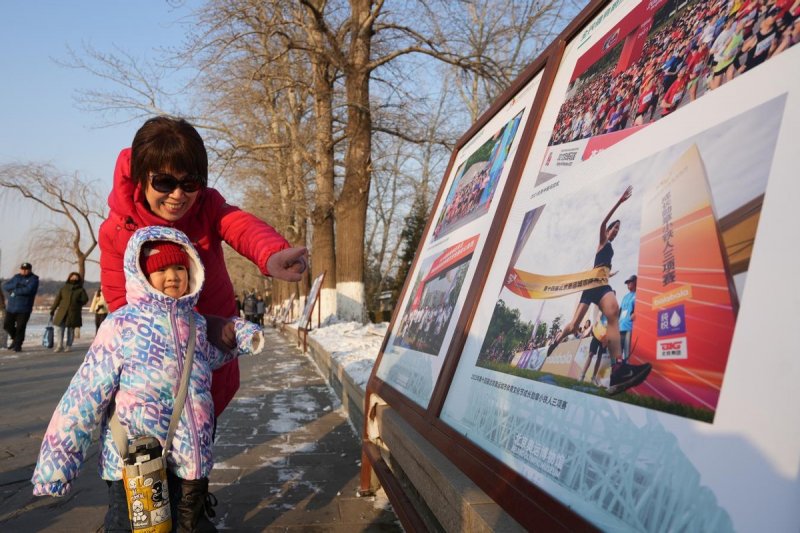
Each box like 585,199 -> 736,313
571,0 -> 670,83
424,236 -> 479,283
581,124 -> 648,160
632,145 -> 737,415
410,235 -> 479,310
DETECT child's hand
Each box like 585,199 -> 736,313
267,247 -> 308,282
206,315 -> 236,351
251,331 -> 265,355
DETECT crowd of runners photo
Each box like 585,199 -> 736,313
433,167 -> 493,239
393,265 -> 469,355
549,0 -> 799,146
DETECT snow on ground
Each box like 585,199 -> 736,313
306,320 -> 388,388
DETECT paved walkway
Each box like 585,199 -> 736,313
0,328 -> 400,532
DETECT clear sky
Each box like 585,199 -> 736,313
0,1 -> 197,282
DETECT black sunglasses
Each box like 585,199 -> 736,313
149,173 -> 204,194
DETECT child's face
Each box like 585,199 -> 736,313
147,264 -> 189,299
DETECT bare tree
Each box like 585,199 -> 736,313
365,136 -> 413,305
186,0 -> 316,305
0,163 -> 105,279
297,0 -> 580,321
365,82 -> 453,314
299,0 -> 340,321
61,0 -> 582,324
422,0 -> 581,121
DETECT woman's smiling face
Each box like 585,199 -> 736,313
144,170 -> 200,222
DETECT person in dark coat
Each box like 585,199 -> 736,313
242,290 -> 258,322
256,294 -> 266,325
49,272 -> 89,352
2,262 -> 40,352
0,278 -> 7,349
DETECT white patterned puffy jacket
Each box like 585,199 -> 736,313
32,226 -> 263,496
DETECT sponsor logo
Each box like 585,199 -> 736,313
652,284 -> 692,308
638,19 -> 653,38
657,304 -> 686,337
657,337 -> 688,360
557,149 -> 578,162
603,28 -> 620,51
556,148 -> 580,167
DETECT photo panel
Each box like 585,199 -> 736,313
432,110 -> 525,241
299,272 -> 325,326
479,97 -> 782,422
391,236 -> 477,356
440,38 -> 800,532
531,0 -> 800,188
375,73 -> 544,408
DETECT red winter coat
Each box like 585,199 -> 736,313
99,148 -> 289,416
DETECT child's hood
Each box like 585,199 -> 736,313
123,226 -> 205,309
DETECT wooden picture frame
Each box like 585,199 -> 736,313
363,0 -> 800,530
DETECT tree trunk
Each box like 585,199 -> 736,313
306,0 -> 338,321
336,0 -> 374,323
286,85 -> 311,297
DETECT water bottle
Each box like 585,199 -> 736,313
122,436 -> 172,532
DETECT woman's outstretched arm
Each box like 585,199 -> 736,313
599,185 -> 633,245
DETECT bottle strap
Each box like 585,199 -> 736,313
109,313 -> 197,459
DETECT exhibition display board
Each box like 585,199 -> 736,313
297,272 -> 326,352
375,71 -> 542,408
299,272 -> 325,329
365,0 -> 800,530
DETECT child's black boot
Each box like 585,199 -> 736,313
174,477 -> 217,532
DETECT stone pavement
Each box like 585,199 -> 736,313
0,328 -> 401,532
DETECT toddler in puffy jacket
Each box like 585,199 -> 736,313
31,226 -> 263,532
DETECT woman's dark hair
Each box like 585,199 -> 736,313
130,116 -> 208,189
67,272 -> 82,284
608,219 -> 621,230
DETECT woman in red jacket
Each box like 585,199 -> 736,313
100,116 -> 307,418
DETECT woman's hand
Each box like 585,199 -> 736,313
620,185 -> 633,203
267,247 -> 309,282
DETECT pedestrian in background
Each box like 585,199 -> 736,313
89,287 -> 109,334
242,290 -> 258,323
0,279 -> 7,349
256,294 -> 265,325
2,262 -> 39,352
49,272 -> 88,352
619,274 -> 637,363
